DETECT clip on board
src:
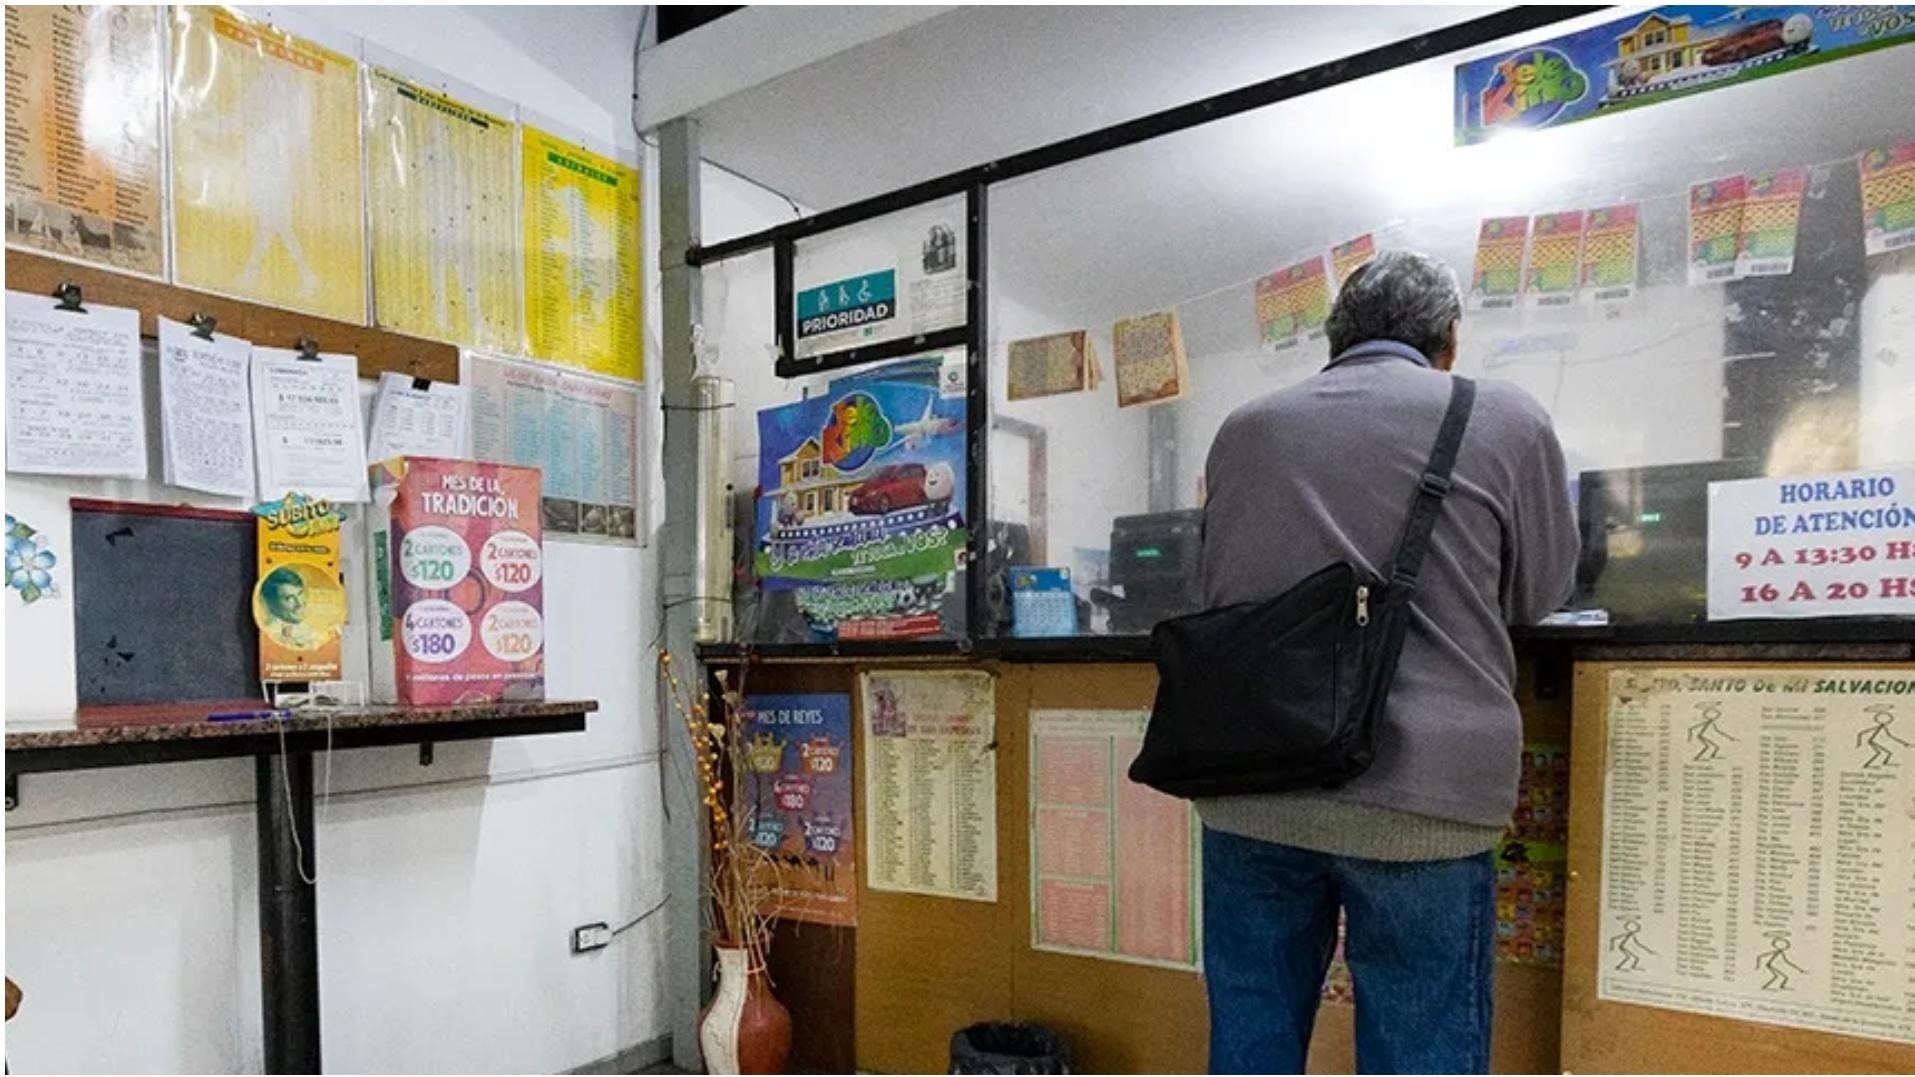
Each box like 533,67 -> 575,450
296,336 -> 321,361
51,281 -> 85,313
69,499 -> 261,707
189,312 -> 218,340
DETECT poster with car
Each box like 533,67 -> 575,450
754,353 -> 969,641
1455,6 -> 1915,145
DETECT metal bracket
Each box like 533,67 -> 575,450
418,741 -> 434,767
6,772 -> 18,811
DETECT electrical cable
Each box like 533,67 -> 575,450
611,892 -> 672,936
276,708 -> 334,887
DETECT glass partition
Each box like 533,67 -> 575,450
985,21 -> 1915,635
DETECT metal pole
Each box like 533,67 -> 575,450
964,184 -> 989,638
256,752 -> 321,1074
1148,406 -> 1180,513
657,115 -> 709,1073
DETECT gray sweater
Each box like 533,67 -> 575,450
1195,339 -> 1579,859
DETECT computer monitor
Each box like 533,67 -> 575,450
1576,459 -> 1760,623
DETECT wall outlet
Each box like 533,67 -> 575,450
571,922 -> 612,954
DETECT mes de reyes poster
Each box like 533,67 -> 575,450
754,355 -> 968,642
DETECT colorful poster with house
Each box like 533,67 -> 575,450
1330,233 -> 1377,286
1859,141 -> 1915,256
1689,174 -> 1746,285
1526,211 -> 1584,308
1469,216 -> 1528,310
1456,6 -> 1915,145
1579,203 -> 1640,303
1737,166 -> 1808,278
754,354 -> 968,641
1254,255 -> 1331,350
742,694 -> 857,927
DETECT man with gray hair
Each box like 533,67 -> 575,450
1196,250 -> 1578,1074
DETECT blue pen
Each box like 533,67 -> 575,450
207,708 -> 293,723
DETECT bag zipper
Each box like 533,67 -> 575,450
1356,585 -> 1370,626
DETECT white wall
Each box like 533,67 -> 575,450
3,6 -> 794,1073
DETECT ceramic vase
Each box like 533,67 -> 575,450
698,945 -> 792,1075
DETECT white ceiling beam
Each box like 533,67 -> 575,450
637,5 -> 960,131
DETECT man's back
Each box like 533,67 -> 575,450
1199,340 -> 1578,833
1195,252 -> 1581,1075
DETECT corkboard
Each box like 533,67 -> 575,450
1563,661 -> 1915,1075
6,249 -> 458,382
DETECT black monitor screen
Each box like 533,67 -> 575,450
1577,459 -> 1760,623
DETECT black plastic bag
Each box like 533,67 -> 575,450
949,1022 -> 1071,1075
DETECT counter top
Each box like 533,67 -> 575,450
697,619 -> 1913,664
6,699 -> 596,773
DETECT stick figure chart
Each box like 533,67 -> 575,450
1756,930 -> 1807,991
1610,917 -> 1656,973
1857,703 -> 1907,769
1688,700 -> 1737,762
1600,672 -> 1915,1041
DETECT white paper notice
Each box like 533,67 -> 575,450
251,347 -> 369,503
366,371 -> 470,462
1598,667 -> 1915,1046
157,317 -> 255,497
4,291 -> 146,478
1707,468 -> 1915,620
860,670 -> 998,902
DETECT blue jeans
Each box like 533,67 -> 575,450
1201,826 -> 1494,1074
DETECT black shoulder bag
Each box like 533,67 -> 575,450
1128,376 -> 1476,799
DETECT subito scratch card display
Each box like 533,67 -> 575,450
367,457 -> 544,704
255,493 -> 347,682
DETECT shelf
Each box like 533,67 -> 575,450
5,699 -> 595,774
6,249 -> 460,383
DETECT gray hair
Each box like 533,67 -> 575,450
1325,250 -> 1462,361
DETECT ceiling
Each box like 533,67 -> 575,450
679,5 -> 1495,221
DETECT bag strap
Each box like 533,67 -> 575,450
1387,377 -> 1476,591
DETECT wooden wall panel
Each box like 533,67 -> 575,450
1002,664 -> 1209,1074
1562,661 -> 1915,1075
739,653 -> 1576,1074
6,249 -> 459,382
850,662 -> 1016,1074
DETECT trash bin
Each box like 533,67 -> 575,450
949,1021 -> 1071,1075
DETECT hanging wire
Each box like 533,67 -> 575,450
276,709 -> 335,887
